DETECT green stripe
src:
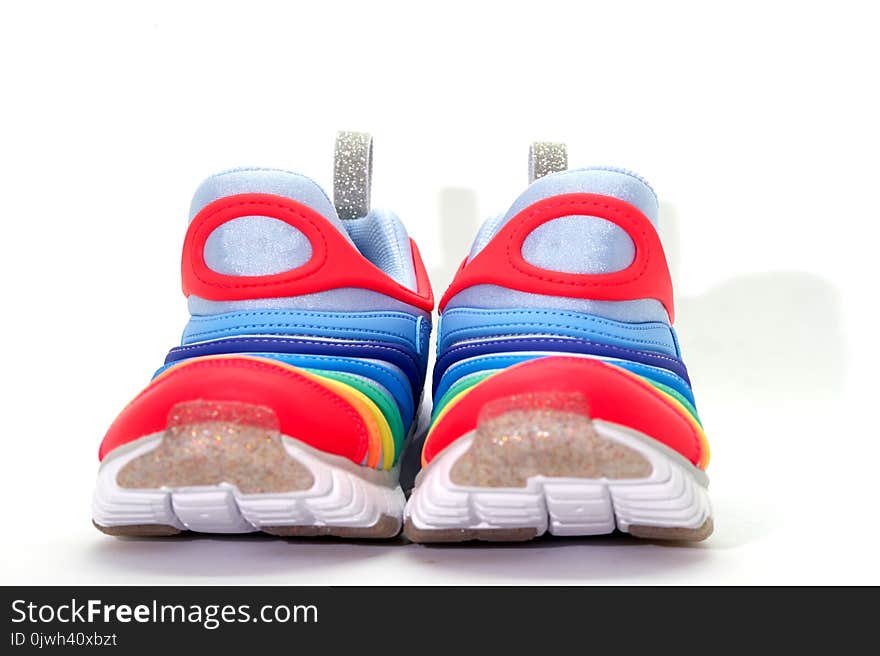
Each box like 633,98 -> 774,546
431,370 -> 498,422
644,379 -> 702,427
302,368 -> 406,459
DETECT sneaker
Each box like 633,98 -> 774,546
92,132 -> 433,538
404,142 -> 712,542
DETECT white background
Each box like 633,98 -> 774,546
1,1 -> 877,584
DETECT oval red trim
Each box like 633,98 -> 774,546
181,193 -> 434,311
439,193 -> 674,321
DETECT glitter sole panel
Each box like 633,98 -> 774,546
92,430 -> 405,538
405,419 -> 712,543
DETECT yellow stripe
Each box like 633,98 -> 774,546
297,369 -> 395,470
421,385 -> 485,467
604,365 -> 711,469
652,388 -> 711,468
427,388 -> 471,437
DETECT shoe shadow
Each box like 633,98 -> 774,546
430,186 -> 482,292
82,532 -> 402,581
405,533 -> 716,581
661,202 -> 847,403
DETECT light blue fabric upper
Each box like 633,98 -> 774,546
189,288 -> 433,316
445,285 -> 670,323
468,166 -> 659,260
183,309 -> 430,355
203,216 -> 313,276
521,215 -> 635,274
344,209 -> 417,289
438,308 -> 680,357
189,167 -> 349,236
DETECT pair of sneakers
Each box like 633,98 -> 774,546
92,132 -> 712,543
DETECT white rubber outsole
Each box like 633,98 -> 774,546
92,433 -> 405,538
404,420 -> 712,542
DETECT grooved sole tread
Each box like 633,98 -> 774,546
402,519 -> 538,543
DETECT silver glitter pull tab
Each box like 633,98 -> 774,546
528,141 -> 568,183
333,131 -> 373,220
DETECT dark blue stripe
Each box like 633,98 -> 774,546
166,336 -> 425,393
433,335 -> 690,393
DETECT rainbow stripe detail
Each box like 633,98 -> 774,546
152,309 -> 429,471
157,354 -> 405,470
428,307 -> 709,470
432,361 -> 707,467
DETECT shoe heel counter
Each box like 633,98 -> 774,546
181,192 -> 433,311
440,191 -> 674,320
